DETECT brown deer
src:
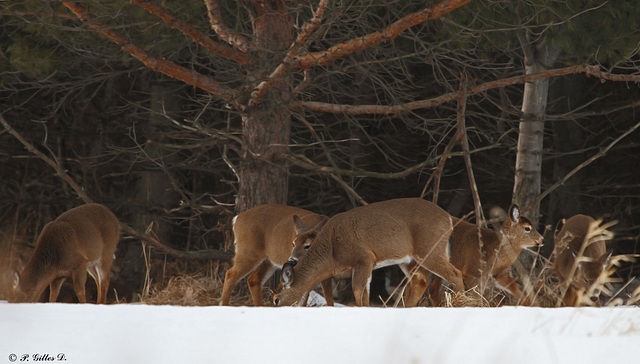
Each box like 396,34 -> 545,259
273,198 -> 465,307
553,214 -> 610,307
15,203 -> 121,303
427,205 -> 543,306
220,204 -> 332,306
287,215 -> 430,307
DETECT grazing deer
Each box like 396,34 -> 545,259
428,205 -> 543,306
553,214 -> 610,307
287,215 -> 429,307
220,204 -> 331,306
15,203 -> 121,303
273,198 -> 465,307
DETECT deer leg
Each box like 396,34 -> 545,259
71,264 -> 89,303
351,262 -> 375,307
48,277 -> 66,303
419,256 -> 464,293
562,286 -> 578,307
246,260 -> 277,306
87,260 -> 107,304
220,257 -> 262,305
320,279 -> 334,306
427,275 -> 443,307
495,271 -> 529,305
97,253 -> 115,304
399,263 -> 429,307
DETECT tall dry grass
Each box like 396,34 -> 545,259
437,218 -> 640,308
0,213 -> 32,302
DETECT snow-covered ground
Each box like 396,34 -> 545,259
1,302 -> 638,364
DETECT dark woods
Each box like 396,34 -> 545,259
1,1 -> 639,303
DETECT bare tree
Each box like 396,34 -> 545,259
54,0 -> 470,212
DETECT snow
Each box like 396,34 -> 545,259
1,302 -> 638,364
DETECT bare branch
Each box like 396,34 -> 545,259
299,115 -> 367,206
0,10 -> 76,20
249,0 -> 329,107
131,0 -> 250,66
291,65 -> 640,115
0,112 -> 91,203
283,145 -> 498,180
203,0 -> 251,52
1,111 -> 233,262
457,74 -> 484,226
532,118 -> 640,210
121,224 -> 233,261
61,1 -> 236,102
293,0 -> 471,69
421,132 -> 457,202
506,2 -> 536,64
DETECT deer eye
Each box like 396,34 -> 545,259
304,244 -> 311,250
524,226 -> 532,233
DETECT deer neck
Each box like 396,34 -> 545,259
291,240 -> 334,294
19,263 -> 57,301
497,229 -> 523,265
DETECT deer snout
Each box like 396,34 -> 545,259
534,235 -> 544,247
286,258 -> 298,267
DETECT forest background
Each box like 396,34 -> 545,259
1,0 -> 639,304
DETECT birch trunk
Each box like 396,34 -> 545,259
513,44 -> 561,225
511,43 -> 562,299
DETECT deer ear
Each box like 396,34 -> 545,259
282,262 -> 295,288
554,218 -> 566,240
312,216 -> 329,232
293,215 -> 307,234
509,205 -> 520,223
599,248 -> 613,266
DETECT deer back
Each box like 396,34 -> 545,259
323,198 -> 453,265
232,204 -> 327,266
17,203 -> 120,301
448,219 -> 501,277
553,214 -> 607,287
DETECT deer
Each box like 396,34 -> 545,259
219,204 -> 332,306
273,198 -> 465,307
15,203 -> 121,304
553,214 -> 611,307
427,205 -> 543,306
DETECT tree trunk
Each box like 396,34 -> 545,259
235,2 -> 294,213
237,105 -> 291,212
513,44 -> 561,225
511,43 -> 562,298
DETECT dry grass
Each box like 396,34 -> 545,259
0,235 -> 18,301
0,224 -> 30,302
138,274 -> 222,306
444,286 -> 494,307
137,273 -> 267,306
137,248 -> 637,308
549,218 -> 640,307
20,253 -> 633,307
437,218 -> 638,308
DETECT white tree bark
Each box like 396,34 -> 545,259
513,41 -> 562,225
